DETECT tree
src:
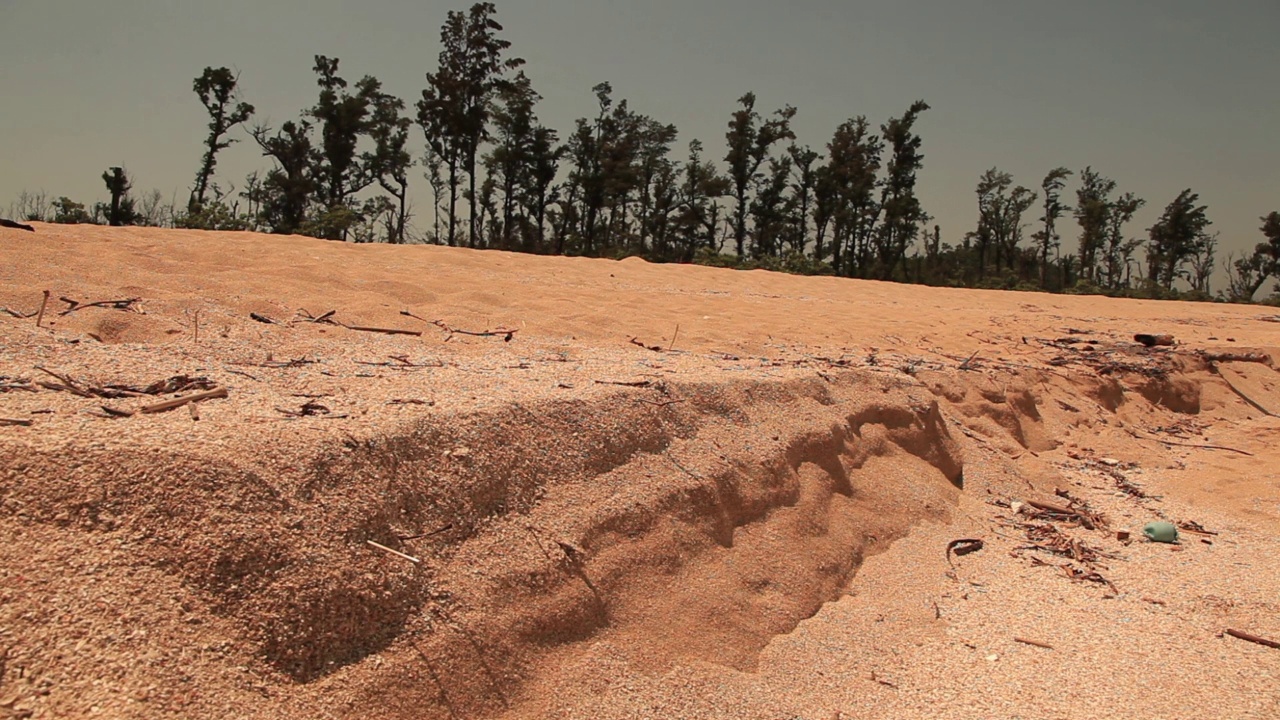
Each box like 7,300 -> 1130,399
1227,212 -> 1280,301
823,116 -> 882,275
309,56 -> 385,238
1074,167 -> 1116,283
51,197 -> 93,225
724,92 -> 796,258
419,3 -> 523,248
748,155 -> 794,259
365,83 -> 413,243
189,67 -> 254,214
1030,168 -> 1072,287
1099,192 -> 1145,289
673,140 -> 729,262
101,167 -> 138,226
252,121 -> 317,235
787,145 -> 821,256
874,100 -> 930,279
1146,189 -> 1211,290
1188,231 -> 1218,295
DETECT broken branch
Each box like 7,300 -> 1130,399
36,290 -> 50,327
343,325 -> 423,337
0,417 -> 33,427
1014,637 -> 1054,650
1225,629 -> 1280,650
365,540 -> 421,565
139,387 -> 228,414
58,296 -> 141,315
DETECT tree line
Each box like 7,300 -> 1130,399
8,3 -> 1280,303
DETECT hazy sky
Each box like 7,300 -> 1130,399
2,0 -> 1277,270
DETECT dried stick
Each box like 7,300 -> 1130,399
343,325 -> 423,337
594,379 -> 654,388
0,417 -> 33,427
1215,369 -> 1279,418
669,323 -> 680,352
366,540 -> 421,565
1225,629 -> 1280,650
1125,429 -> 1254,456
1014,637 -> 1054,650
58,297 -> 141,315
33,366 -> 94,397
36,290 -> 50,328
139,387 -> 228,414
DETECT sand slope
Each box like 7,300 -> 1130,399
1,223 -> 1279,719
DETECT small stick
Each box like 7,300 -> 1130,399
34,366 -> 93,397
1014,637 -> 1054,650
36,290 -> 50,328
365,540 -> 421,565
959,351 -> 980,370
1225,629 -> 1280,650
140,387 -> 228,414
1216,369 -> 1279,419
669,323 -> 680,352
193,309 -> 200,345
0,417 -> 33,427
595,379 -> 653,388
1125,429 -> 1254,456
343,325 -> 424,337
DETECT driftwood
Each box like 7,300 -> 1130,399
365,540 -> 421,565
1214,367 -> 1279,419
36,290 -> 50,327
34,367 -> 94,397
1202,351 -> 1271,365
946,538 -> 984,566
430,319 -> 517,342
1014,637 -> 1054,650
58,296 -> 142,315
0,376 -> 36,393
357,356 -> 444,369
595,379 -> 654,388
1225,629 -> 1280,650
343,325 -> 423,337
140,387 -> 228,414
0,417 -> 33,427
630,337 -> 664,352
276,400 -> 335,418
296,309 -> 338,324
1134,334 -> 1175,347
1125,429 -> 1254,457
0,218 -> 35,232
249,312 -> 278,324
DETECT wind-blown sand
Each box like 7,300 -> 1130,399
1,223 -> 1278,719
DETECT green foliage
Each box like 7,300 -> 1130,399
725,92 -> 796,258
190,67 -> 254,213
177,198 -> 252,231
100,167 -> 139,226
51,197 -> 94,224
1146,189 -> 1212,290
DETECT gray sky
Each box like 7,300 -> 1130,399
2,0 -> 1277,272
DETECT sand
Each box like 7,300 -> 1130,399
1,222 -> 1278,719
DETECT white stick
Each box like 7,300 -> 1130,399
365,540 -> 421,564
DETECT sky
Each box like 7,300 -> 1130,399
1,0 -> 1277,278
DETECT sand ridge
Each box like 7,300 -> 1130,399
1,223 -> 1279,719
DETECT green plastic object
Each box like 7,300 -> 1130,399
1143,522 -> 1179,543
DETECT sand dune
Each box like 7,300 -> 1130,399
1,223 -> 1278,719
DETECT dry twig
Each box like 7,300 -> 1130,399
1225,629 -> 1280,650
